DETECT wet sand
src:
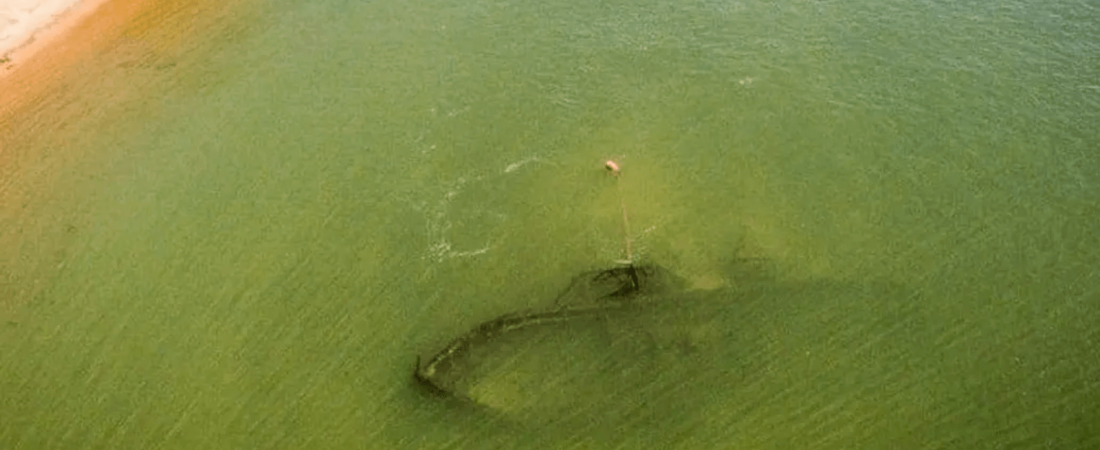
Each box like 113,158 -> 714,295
1,0 -> 127,117
1,1 -> 100,70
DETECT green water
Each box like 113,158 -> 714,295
2,0 -> 1098,448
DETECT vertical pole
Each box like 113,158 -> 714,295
605,160 -> 633,264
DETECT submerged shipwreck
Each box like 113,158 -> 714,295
412,263 -> 690,404
412,160 -> 723,416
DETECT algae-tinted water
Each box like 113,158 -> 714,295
1,0 -> 1098,448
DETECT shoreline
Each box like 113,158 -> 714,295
0,0 -> 111,75
0,0 -> 189,120
0,0 -> 253,313
0,0 -> 121,120
0,0 -> 248,120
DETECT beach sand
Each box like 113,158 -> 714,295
1,0 -> 116,114
1,0 -> 241,118
1,0 -> 90,64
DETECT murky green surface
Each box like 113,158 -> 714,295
1,0 -> 1098,448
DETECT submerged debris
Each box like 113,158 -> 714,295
413,264 -> 682,400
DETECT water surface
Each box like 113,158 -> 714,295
1,0 -> 1097,448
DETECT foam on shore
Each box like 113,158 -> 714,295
0,0 -> 88,59
0,0 -> 136,116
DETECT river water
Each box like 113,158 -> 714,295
1,0 -> 1097,448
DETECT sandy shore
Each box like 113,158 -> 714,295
1,0 -> 249,118
1,0 -> 251,170
1,0 -> 93,63
0,0 -> 149,118
0,0 -> 112,77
